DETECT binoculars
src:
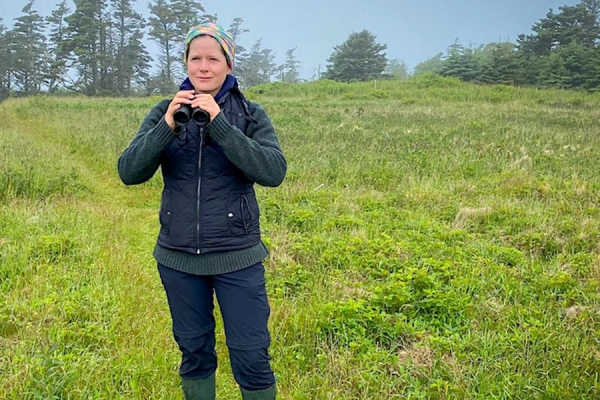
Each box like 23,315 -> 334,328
173,104 -> 210,127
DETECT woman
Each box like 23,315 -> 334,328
118,23 -> 286,400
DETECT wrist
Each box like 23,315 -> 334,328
164,115 -> 177,131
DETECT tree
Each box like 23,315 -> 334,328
413,52 -> 444,75
147,0 -> 179,93
227,17 -> 249,79
228,17 -> 248,52
439,39 -> 483,82
517,4 -> 600,57
537,52 -> 570,88
384,59 -> 409,80
46,0 -> 72,93
0,18 -> 16,99
582,0 -> 600,16
554,42 -> 600,90
479,42 -> 525,85
323,29 -> 387,82
12,0 -> 48,94
236,39 -> 277,88
172,0 -> 207,34
111,0 -> 149,95
171,0 -> 211,80
65,0 -> 112,95
513,1 -> 600,90
280,47 -> 300,83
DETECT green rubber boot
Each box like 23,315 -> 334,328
181,373 -> 216,400
240,384 -> 276,400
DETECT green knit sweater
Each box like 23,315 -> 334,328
118,97 -> 286,275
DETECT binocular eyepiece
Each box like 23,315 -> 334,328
173,104 -> 210,127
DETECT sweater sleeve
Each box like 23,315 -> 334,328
208,102 -> 287,187
117,99 -> 178,185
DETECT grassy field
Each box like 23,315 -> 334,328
1,75 -> 600,399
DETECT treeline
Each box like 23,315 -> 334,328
415,0 -> 600,91
0,0 -> 301,98
2,0 -> 599,98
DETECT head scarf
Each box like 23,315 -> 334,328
184,23 -> 235,70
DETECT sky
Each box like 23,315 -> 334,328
0,0 -> 583,80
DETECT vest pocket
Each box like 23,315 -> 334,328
159,208 -> 173,235
241,195 -> 251,234
227,193 -> 259,236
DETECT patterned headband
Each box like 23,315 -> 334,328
185,23 -> 235,70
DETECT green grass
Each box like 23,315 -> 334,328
1,77 -> 600,399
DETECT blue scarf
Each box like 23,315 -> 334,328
179,74 -> 238,102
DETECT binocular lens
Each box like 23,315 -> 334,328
192,109 -> 210,125
173,105 -> 209,127
173,107 -> 191,126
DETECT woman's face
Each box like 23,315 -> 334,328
186,35 -> 231,97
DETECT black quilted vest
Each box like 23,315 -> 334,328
157,89 -> 261,254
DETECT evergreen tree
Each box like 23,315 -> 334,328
171,0 -> 211,80
515,1 -> 600,90
111,0 -> 149,95
228,17 -> 248,53
556,42 -> 600,90
46,0 -> 72,93
439,40 -> 482,82
582,0 -> 600,16
323,29 -> 387,82
384,59 -> 409,80
12,0 -> 48,94
281,47 -> 300,83
98,4 -> 113,94
430,1 -> 600,90
478,42 -> 524,85
413,52 -> 444,75
227,17 -> 249,80
147,0 -> 179,93
172,0 -> 207,32
237,39 -> 277,88
517,3 -> 600,56
537,52 -> 570,88
0,19 -> 16,99
65,0 -> 112,95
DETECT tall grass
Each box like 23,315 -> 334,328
1,77 -> 599,399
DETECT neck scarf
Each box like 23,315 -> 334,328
179,74 -> 238,102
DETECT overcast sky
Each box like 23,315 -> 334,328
0,0 -> 582,80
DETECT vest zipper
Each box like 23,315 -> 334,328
196,126 -> 205,254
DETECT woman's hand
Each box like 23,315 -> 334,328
190,94 -> 221,122
165,90 -> 196,130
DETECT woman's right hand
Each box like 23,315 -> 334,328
165,90 -> 196,131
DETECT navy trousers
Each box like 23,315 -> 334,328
158,262 -> 275,391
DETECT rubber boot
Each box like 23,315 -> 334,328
240,384 -> 276,400
181,373 -> 216,400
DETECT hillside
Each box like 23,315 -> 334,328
1,77 -> 599,398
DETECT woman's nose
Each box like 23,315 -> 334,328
198,59 -> 209,70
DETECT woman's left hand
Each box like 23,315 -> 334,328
191,94 -> 221,122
